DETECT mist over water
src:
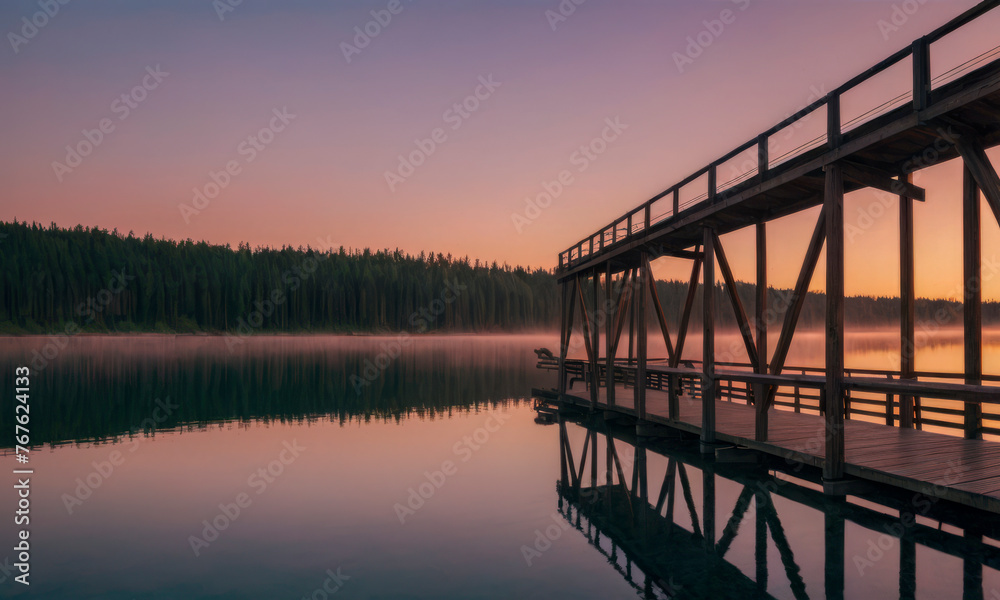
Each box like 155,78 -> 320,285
0,333 -> 998,599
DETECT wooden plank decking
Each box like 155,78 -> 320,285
557,383 -> 1000,513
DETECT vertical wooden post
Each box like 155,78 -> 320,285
591,270 -> 601,408
912,37 -> 930,112
900,174 -> 915,428
702,227 -> 717,448
827,92 -> 841,149
824,163 -> 845,481
758,134 -> 769,181
628,273 -> 635,364
673,189 -> 680,216
606,263 -> 616,407
708,165 -> 717,202
755,221 -> 769,441
558,281 -> 572,394
964,165 -> 983,440
637,254 -> 648,419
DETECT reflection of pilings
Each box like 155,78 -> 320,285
703,466 -> 716,553
824,499 -> 845,600
899,510 -> 916,600
760,491 -> 809,600
559,416 -> 569,489
575,430 -> 591,494
677,463 -> 702,539
557,413 -> 1000,600
558,416 -> 567,484
964,524 -> 984,600
756,490 -> 768,596
717,485 -> 754,556
637,445 -> 648,538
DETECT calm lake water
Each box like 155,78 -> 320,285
1,332 -> 998,599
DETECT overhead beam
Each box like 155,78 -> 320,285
841,161 -> 926,201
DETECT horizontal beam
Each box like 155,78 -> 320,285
841,161 -> 925,201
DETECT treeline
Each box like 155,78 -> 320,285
1,220 -> 997,334
0,221 -> 559,333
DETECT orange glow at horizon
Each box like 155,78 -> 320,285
2,0 -> 999,299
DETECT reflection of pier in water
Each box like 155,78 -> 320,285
552,406 -> 1000,599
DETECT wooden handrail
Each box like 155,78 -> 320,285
558,1 -> 1000,269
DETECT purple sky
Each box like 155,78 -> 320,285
2,0 -> 999,298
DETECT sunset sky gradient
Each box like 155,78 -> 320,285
2,0 -> 999,300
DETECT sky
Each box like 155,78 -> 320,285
1,0 -> 999,300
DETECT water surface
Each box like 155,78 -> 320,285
0,333 -> 998,599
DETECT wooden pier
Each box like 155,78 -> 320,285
538,1 -> 1000,513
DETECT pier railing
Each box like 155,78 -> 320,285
543,357 -> 1000,438
557,0 -> 1000,271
